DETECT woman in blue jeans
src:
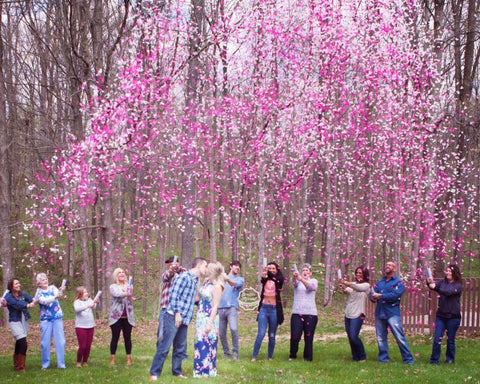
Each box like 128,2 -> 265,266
427,264 -> 462,364
252,261 -> 284,362
340,266 -> 370,362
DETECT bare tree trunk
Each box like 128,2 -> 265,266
91,205 -> 99,296
64,231 -> 75,279
258,165 -> 266,273
101,190 -> 115,312
0,0 -> 13,305
299,179 -> 308,264
79,207 -> 92,292
182,0 -> 205,266
218,198 -> 226,256
142,224 -> 151,317
152,214 -> 168,319
323,172 -> 335,306
281,208 -> 291,304
208,156 -> 217,261
305,169 -> 320,265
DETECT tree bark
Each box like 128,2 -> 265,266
305,169 -> 320,265
182,0 -> 205,266
0,0 -> 13,299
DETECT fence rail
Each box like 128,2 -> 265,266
364,278 -> 480,336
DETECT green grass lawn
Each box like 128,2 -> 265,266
1,309 -> 480,383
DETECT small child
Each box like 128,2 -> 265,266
73,286 -> 99,367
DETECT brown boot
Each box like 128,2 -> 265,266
110,355 -> 115,365
17,354 -> 26,372
13,354 -> 18,371
126,355 -> 132,366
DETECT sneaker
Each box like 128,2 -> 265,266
176,374 -> 188,379
149,375 -> 158,381
232,352 -> 238,361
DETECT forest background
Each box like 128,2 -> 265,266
1,0 -> 480,318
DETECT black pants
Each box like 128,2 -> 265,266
14,337 -> 28,355
110,318 -> 133,355
289,314 -> 318,361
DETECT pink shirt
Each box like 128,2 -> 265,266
264,280 -> 276,297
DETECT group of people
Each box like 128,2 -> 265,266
0,259 -> 464,377
1,273 -> 69,371
0,269 -> 134,371
339,261 -> 463,365
149,257 -> 245,380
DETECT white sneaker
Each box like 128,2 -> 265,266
149,375 -> 158,381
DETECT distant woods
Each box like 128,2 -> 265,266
1,1 -> 480,312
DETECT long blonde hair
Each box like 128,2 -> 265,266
75,286 -> 87,301
111,267 -> 125,284
208,262 -> 226,289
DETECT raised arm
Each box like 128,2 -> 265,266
436,281 -> 462,297
349,282 -> 371,292
37,286 -> 60,305
110,284 -> 130,298
74,299 -> 94,313
378,280 -> 405,302
5,295 -> 29,310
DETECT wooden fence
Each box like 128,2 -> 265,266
364,278 -> 480,336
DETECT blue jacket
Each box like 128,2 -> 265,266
431,279 -> 462,319
371,275 -> 405,319
5,292 -> 33,322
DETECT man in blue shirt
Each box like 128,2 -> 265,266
149,257 -> 208,380
218,261 -> 244,361
371,261 -> 414,364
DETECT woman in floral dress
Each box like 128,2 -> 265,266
193,261 -> 226,377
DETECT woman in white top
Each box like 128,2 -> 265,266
289,263 -> 318,361
339,266 -> 370,362
73,286 -> 99,367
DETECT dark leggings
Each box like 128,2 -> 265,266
14,337 -> 28,355
290,314 -> 318,361
110,318 -> 133,355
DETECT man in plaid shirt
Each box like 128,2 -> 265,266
157,256 -> 187,342
149,257 -> 208,380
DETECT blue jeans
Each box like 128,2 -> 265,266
40,319 -> 66,369
157,308 -> 167,342
345,315 -> 366,361
150,312 -> 188,376
219,307 -> 239,356
252,304 -> 277,359
430,316 -> 461,364
375,315 -> 413,364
